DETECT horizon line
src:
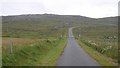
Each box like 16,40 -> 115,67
1,13 -> 118,19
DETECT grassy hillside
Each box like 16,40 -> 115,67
3,14 -> 117,38
2,14 -> 118,66
73,17 -> 118,65
2,14 -> 69,66
2,14 -> 71,38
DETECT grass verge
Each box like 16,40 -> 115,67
2,38 -> 67,66
77,40 -> 118,66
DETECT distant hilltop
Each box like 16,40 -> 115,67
2,14 -> 118,27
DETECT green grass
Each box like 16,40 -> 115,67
3,27 -> 68,39
2,16 -> 68,38
77,40 -> 117,66
2,38 -> 67,66
73,26 -> 118,64
35,39 -> 67,66
2,14 -> 118,66
2,15 -> 68,66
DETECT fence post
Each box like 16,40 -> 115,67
78,34 -> 80,39
10,42 -> 13,54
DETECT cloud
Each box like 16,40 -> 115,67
1,0 -> 119,18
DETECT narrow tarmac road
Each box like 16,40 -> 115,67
57,28 -> 100,66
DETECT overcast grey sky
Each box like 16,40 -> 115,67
1,0 -> 119,18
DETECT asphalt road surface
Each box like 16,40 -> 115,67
57,28 -> 100,66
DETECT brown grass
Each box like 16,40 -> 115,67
2,37 -> 44,46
